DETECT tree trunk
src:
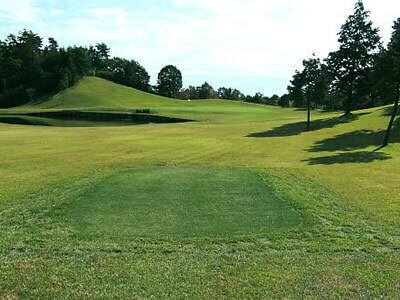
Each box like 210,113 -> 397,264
382,82 -> 400,147
307,96 -> 311,129
345,91 -> 353,115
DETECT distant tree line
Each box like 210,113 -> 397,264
178,82 -> 284,106
0,30 -> 183,107
0,30 -> 93,107
0,29 -> 296,109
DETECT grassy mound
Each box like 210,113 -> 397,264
58,167 -> 303,239
5,77 -> 304,123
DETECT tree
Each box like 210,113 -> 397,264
287,70 -> 305,108
218,87 -> 232,99
123,60 -> 150,91
302,55 -> 329,128
89,43 -> 110,74
267,94 -> 279,106
326,0 -> 381,115
288,54 -> 331,128
157,65 -> 182,98
197,82 -> 217,99
278,94 -> 290,107
378,18 -> 400,147
231,89 -> 245,101
217,87 -> 244,101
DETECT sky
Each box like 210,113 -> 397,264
1,0 -> 400,96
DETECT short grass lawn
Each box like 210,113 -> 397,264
57,167 -> 302,239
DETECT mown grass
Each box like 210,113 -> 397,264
0,77 -> 399,298
57,167 -> 303,239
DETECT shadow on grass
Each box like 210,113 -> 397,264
246,113 -> 368,138
308,118 -> 400,153
304,151 -> 391,165
380,104 -> 400,117
308,130 -> 385,152
28,92 -> 59,106
302,116 -> 399,165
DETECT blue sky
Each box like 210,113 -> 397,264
1,0 -> 400,96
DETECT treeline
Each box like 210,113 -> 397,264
0,29 -> 181,107
0,25 -> 296,108
0,29 -> 276,108
0,29 -> 160,108
285,0 -> 400,146
178,82 -> 286,106
0,31 -> 93,107
286,1 -> 400,124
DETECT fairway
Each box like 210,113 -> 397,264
2,0 -> 400,295
1,78 -> 400,298
59,167 -> 302,238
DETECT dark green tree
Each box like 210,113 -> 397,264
377,18 -> 400,147
287,70 -> 305,107
89,43 -> 110,74
217,87 -> 232,99
267,94 -> 279,106
157,65 -> 182,98
302,55 -> 329,128
123,60 -> 150,91
197,82 -> 217,99
217,87 -> 244,101
278,94 -> 290,107
99,58 -> 150,92
327,0 -> 381,115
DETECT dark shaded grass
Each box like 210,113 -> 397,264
302,116 -> 399,165
246,113 -> 368,138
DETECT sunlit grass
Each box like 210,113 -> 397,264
0,77 -> 399,298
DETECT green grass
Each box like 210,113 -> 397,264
58,167 -> 303,239
0,77 -> 400,298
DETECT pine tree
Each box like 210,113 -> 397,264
327,0 -> 381,114
381,18 -> 400,147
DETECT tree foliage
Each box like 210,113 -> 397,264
0,29 -> 153,107
157,65 -> 182,98
326,0 -> 381,114
376,18 -> 400,147
0,30 -> 93,107
98,58 -> 150,91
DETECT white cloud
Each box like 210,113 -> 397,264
153,0 -> 400,79
50,9 -> 64,16
0,0 -> 42,22
81,7 -> 128,22
1,0 -> 400,94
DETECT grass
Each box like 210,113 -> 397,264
58,167 -> 303,239
0,77 -> 400,298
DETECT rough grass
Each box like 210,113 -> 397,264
0,77 -> 399,298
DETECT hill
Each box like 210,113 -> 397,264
3,77 -> 307,123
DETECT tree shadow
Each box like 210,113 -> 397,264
308,118 -> 400,153
28,92 -> 59,106
380,104 -> 400,117
302,115 -> 399,165
246,113 -> 369,138
304,151 -> 391,165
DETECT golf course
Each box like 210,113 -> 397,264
0,76 -> 399,298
